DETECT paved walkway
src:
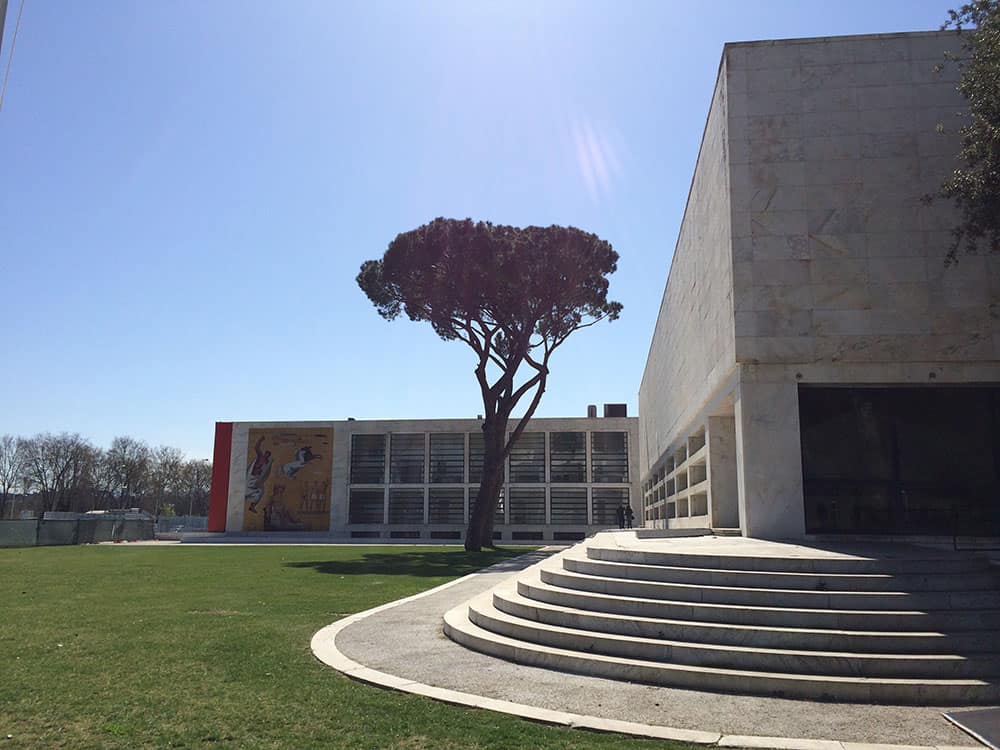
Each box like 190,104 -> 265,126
313,549 -> 986,750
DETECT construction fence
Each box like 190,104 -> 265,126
0,518 -> 155,548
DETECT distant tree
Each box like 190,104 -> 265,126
180,459 -> 212,516
938,0 -> 1000,259
0,435 -> 25,519
358,218 -> 621,551
91,450 -> 117,510
148,445 -> 185,517
20,433 -> 98,512
104,436 -> 151,508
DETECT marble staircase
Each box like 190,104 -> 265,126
443,531 -> 1000,704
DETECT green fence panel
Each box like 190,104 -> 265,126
37,520 -> 79,546
0,520 -> 38,547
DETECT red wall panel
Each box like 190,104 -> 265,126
207,422 -> 233,532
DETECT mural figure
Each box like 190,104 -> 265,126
254,482 -> 284,522
246,436 -> 273,511
282,446 -> 322,478
266,484 -> 308,530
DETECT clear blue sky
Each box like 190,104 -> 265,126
0,1 -> 951,459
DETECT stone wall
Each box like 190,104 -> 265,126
638,61 -> 737,476
726,31 -> 1000,367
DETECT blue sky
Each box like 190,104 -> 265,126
0,1 -> 952,459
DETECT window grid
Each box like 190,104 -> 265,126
468,432 -> 485,484
550,432 -> 587,483
429,487 -> 465,524
430,433 -> 465,483
593,487 -> 629,525
390,433 -> 425,484
591,431 -> 629,483
508,487 -> 546,525
349,488 -> 384,524
388,488 -> 424,524
350,434 -> 386,484
345,429 -> 633,529
550,487 -> 588,525
509,432 -> 545,483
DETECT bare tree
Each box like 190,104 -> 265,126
20,433 -> 99,513
180,458 -> 212,516
148,445 -> 185,517
104,436 -> 151,508
91,449 -> 117,510
0,435 -> 25,519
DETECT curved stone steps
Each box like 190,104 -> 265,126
564,554 -> 1000,592
518,576 -> 1000,631
444,597 -> 1000,705
586,546 -> 992,575
539,566 -> 1000,611
493,584 -> 1000,654
444,532 -> 1000,704
471,588 -> 1000,678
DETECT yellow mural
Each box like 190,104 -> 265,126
243,428 -> 332,532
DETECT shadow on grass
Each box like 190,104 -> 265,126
283,547 -> 554,578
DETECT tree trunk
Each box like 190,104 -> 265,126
465,417 -> 508,552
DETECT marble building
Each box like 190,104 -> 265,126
639,30 -> 1000,539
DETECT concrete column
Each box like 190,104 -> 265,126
734,377 -> 805,539
707,416 -> 739,529
330,425 -> 352,534
226,424 -> 249,532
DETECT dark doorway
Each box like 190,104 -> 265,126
799,385 -> 1000,535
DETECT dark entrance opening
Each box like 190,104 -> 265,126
799,385 -> 1000,535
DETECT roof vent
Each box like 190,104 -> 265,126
603,403 -> 627,418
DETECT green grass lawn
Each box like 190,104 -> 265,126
0,544 -> 688,749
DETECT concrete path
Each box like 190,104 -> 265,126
312,550 -> 985,750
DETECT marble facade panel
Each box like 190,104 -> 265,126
735,378 -> 805,539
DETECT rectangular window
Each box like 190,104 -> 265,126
550,431 -> 586,483
428,487 -> 465,524
430,433 -> 465,483
591,432 -> 629,483
388,488 -> 424,524
350,434 -> 386,484
508,487 -> 545,525
469,432 -> 484,484
550,487 -> 587,525
592,487 -> 629,525
800,386 -> 1000,535
390,433 -> 425,484
509,432 -> 545,483
348,488 -> 384,524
